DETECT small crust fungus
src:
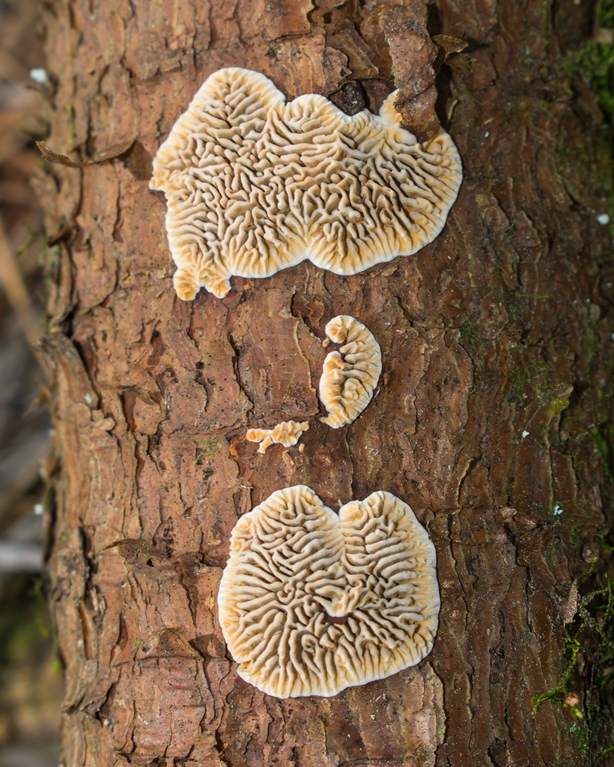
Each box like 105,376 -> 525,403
150,67 -> 462,300
319,315 -> 382,428
218,485 -> 439,698
246,420 -> 309,453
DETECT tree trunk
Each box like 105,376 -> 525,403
39,0 -> 613,765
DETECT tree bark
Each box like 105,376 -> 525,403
39,0 -> 613,765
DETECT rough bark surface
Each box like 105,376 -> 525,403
39,0 -> 614,765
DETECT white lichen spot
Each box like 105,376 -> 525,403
553,503 -> 564,516
218,485 -> 439,698
150,67 -> 463,300
246,420 -> 309,453
319,315 -> 382,429
597,213 -> 611,226
29,68 -> 49,84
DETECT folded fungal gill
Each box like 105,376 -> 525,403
246,420 -> 309,453
150,67 -> 463,300
218,485 -> 439,698
319,315 -> 382,428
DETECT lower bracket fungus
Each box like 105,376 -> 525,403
150,67 -> 462,300
246,420 -> 309,453
218,485 -> 439,698
319,315 -> 382,428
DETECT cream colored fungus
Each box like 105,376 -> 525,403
151,67 -> 462,300
218,485 -> 439,698
319,315 -> 382,428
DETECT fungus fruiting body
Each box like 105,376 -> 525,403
246,420 -> 309,453
151,67 -> 463,300
218,485 -> 439,698
319,315 -> 382,428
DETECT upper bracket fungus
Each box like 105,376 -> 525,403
246,420 -> 309,453
218,485 -> 439,698
151,67 -> 462,300
319,315 -> 382,428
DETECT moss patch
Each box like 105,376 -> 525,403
534,569 -> 614,760
563,0 -> 614,121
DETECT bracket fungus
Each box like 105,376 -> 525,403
150,67 -> 462,300
319,315 -> 382,428
218,485 -> 439,698
246,420 -> 309,453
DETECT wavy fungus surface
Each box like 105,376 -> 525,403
246,420 -> 309,453
218,485 -> 439,698
150,67 -> 462,300
320,315 -> 382,428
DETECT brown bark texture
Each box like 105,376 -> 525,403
38,0 -> 614,765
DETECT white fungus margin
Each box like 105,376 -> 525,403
150,67 -> 463,300
218,485 -> 439,698
319,315 -> 382,428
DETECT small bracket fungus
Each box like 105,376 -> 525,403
319,315 -> 382,428
150,67 -> 462,300
218,485 -> 439,698
246,420 -> 309,453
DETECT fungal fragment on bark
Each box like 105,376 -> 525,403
246,420 -> 309,453
218,485 -> 439,698
150,67 -> 463,300
319,315 -> 382,428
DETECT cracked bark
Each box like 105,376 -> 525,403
38,0 -> 613,765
